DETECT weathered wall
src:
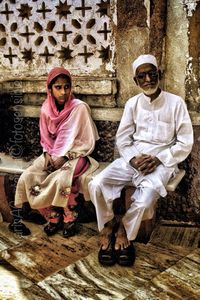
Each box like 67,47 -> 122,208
164,0 -> 189,99
165,0 -> 200,108
157,126 -> 200,223
0,1 -> 199,107
116,0 -> 168,105
116,0 -> 149,105
185,1 -> 200,111
149,0 -> 167,66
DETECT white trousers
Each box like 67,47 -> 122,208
88,158 -> 174,241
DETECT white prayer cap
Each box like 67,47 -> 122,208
132,54 -> 158,77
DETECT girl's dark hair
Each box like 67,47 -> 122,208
48,74 -> 71,89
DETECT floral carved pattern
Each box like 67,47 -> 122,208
0,0 -> 115,76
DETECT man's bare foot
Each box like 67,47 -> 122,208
115,220 -> 130,250
98,219 -> 118,266
99,219 -> 115,250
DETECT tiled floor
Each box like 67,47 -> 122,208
0,220 -> 199,300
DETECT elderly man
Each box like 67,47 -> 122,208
88,54 -> 193,267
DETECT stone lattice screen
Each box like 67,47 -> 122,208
0,0 -> 116,80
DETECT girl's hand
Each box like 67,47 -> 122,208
53,157 -> 68,170
43,152 -> 55,173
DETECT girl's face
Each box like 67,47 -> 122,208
51,75 -> 71,107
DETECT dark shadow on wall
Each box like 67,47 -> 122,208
0,93 -> 42,159
0,93 -> 13,154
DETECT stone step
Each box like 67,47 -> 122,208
149,222 -> 200,248
0,221 -> 99,299
9,105 -> 123,121
7,104 -> 200,125
124,247 -> 200,300
0,221 -> 199,299
36,242 -> 194,300
36,224 -> 199,300
0,257 -> 55,300
0,221 -> 99,282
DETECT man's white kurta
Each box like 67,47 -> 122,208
116,91 -> 193,168
89,91 -> 193,240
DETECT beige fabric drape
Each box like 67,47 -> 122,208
15,155 -> 99,209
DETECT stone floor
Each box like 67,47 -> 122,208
0,220 -> 199,300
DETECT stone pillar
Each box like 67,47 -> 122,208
185,1 -> 200,111
165,0 -> 200,106
164,0 -> 189,98
116,0 -> 149,106
149,0 -> 167,67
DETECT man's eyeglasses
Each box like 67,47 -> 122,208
136,70 -> 159,80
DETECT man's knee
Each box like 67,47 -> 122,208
143,197 -> 156,212
133,187 -> 158,211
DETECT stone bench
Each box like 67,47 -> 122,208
0,104 -> 186,192
0,152 -> 185,192
0,102 -> 187,191
0,103 -> 186,241
0,152 -> 185,240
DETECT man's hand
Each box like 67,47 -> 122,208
130,154 -> 161,175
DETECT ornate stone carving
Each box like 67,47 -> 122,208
0,0 -> 116,78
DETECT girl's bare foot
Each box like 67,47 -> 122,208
115,220 -> 130,250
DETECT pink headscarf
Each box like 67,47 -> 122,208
41,67 -> 79,122
40,67 -> 99,157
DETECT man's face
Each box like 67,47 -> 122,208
134,63 -> 160,96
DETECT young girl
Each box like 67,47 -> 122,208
10,67 -> 99,237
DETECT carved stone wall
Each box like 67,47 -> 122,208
0,0 -> 116,79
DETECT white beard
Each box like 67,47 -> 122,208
140,82 -> 160,96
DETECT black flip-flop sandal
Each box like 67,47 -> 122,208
98,233 -> 117,266
63,221 -> 78,238
116,241 -> 135,266
44,218 -> 63,236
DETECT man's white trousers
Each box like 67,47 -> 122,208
88,158 -> 174,241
